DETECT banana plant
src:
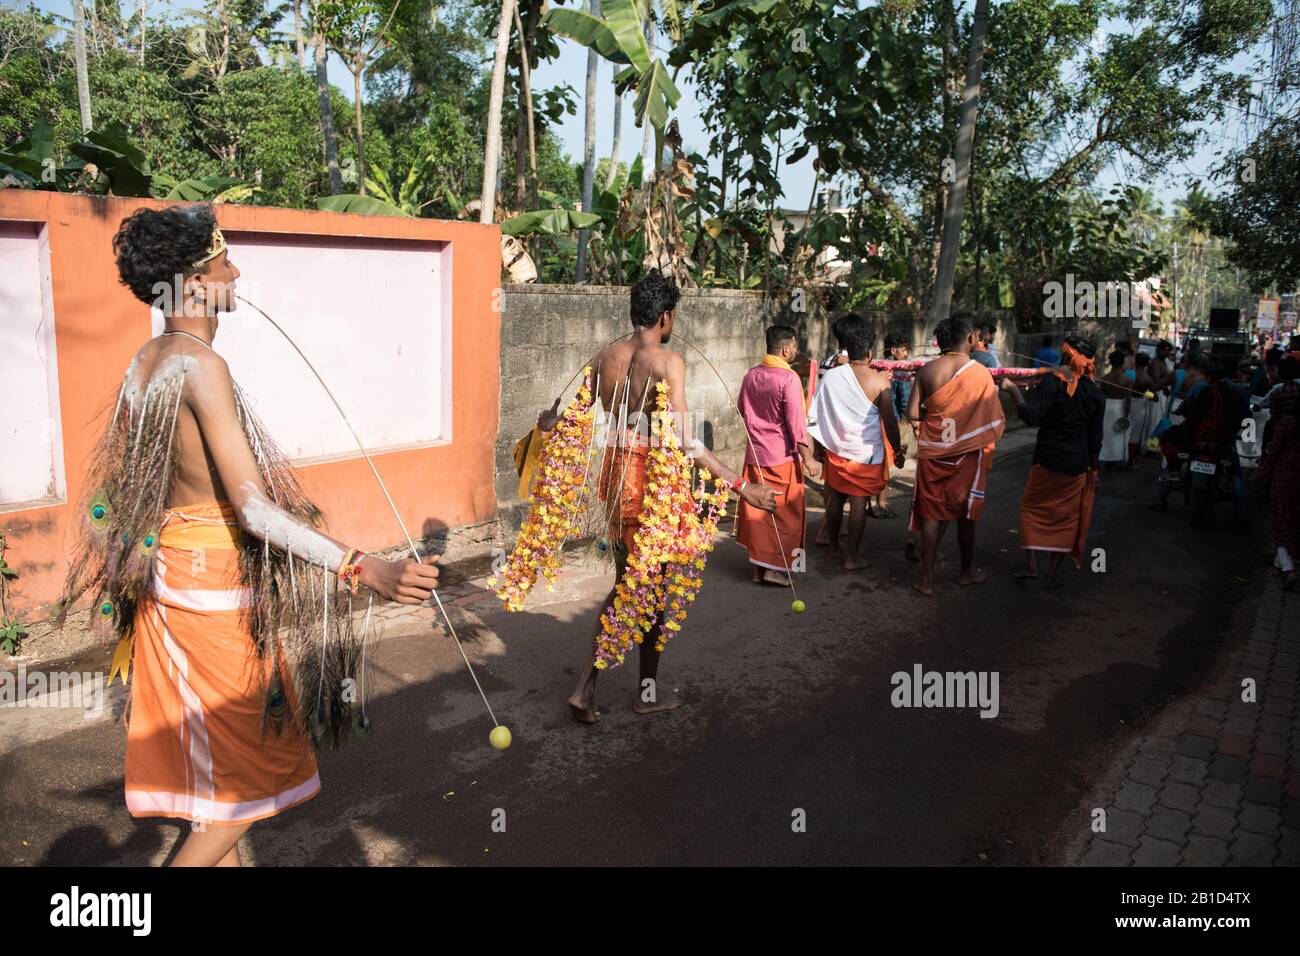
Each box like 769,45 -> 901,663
501,207 -> 602,238
543,0 -> 682,171
365,157 -> 441,217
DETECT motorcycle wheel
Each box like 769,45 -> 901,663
1188,477 -> 1212,527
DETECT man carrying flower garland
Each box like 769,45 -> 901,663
542,270 -> 777,723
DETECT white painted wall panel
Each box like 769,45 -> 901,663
153,231 -> 451,463
0,221 -> 64,509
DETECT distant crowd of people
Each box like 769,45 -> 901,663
732,318 -> 1300,595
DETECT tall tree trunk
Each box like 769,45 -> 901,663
716,135 -> 728,276
71,0 -> 93,131
353,66 -> 366,194
138,0 -> 146,64
605,84 -> 622,188
480,0 -> 517,224
576,0 -> 601,282
926,0 -> 989,332
315,34 -> 344,194
294,0 -> 306,68
639,14 -> 654,173
513,4 -> 538,211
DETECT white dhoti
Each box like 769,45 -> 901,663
1100,398 -> 1129,463
1128,397 -> 1158,451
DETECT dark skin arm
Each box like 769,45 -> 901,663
873,381 -> 905,468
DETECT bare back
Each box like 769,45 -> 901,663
122,335 -> 226,509
594,335 -> 681,417
914,353 -> 969,401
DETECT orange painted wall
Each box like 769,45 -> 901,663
0,191 -> 501,616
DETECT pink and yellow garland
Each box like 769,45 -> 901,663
595,383 -> 730,669
491,371 -> 595,611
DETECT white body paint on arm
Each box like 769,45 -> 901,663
237,482 -> 346,571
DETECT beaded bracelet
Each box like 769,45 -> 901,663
339,548 -> 367,594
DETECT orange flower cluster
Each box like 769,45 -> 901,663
491,371 -> 595,611
595,383 -> 731,669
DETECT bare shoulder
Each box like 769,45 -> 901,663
863,366 -> 891,398
915,356 -> 948,389
176,344 -> 234,404
664,347 -> 686,373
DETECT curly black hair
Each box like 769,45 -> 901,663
113,204 -> 218,304
630,269 -> 681,328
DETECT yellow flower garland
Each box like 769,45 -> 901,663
490,370 -> 595,611
595,383 -> 730,668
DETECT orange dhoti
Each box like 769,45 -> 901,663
909,448 -> 994,527
823,450 -> 889,497
1018,464 -> 1096,568
125,502 -> 319,827
911,359 -> 1005,529
736,459 -> 806,570
598,435 -> 649,552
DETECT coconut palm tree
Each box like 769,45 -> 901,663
71,0 -> 93,131
480,0 -> 517,223
576,0 -> 601,281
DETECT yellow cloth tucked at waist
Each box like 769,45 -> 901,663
160,500 -> 242,550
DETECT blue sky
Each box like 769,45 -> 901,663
31,0 -> 1274,210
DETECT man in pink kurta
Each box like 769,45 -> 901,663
735,325 -> 821,585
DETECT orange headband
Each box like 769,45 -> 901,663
1054,342 -> 1096,397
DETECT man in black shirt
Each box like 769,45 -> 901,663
1001,336 -> 1105,588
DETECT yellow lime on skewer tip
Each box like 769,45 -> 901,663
791,599 -> 806,614
1144,390 -> 1156,400
489,725 -> 512,750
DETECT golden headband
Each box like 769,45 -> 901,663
190,224 -> 227,270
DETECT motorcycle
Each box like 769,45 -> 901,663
1182,440 -> 1237,528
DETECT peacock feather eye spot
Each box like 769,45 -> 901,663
98,601 -> 114,618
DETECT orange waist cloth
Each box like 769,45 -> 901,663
735,460 -> 806,570
824,450 -> 889,497
125,500 -> 319,827
917,360 -> 1005,459
909,448 -> 993,526
1018,464 -> 1095,568
598,437 -> 650,551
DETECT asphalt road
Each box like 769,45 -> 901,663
0,440 -> 1264,865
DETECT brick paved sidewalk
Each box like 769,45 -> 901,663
1066,573 -> 1300,866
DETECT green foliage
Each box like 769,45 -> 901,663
1209,115 -> 1300,290
317,193 -> 408,215
544,0 -> 682,149
501,207 -> 602,237
0,533 -> 26,657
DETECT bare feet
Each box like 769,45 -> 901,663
912,577 -> 934,597
956,569 -> 988,586
761,569 -> 791,586
632,689 -> 683,715
567,692 -> 599,724
843,557 -> 868,571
